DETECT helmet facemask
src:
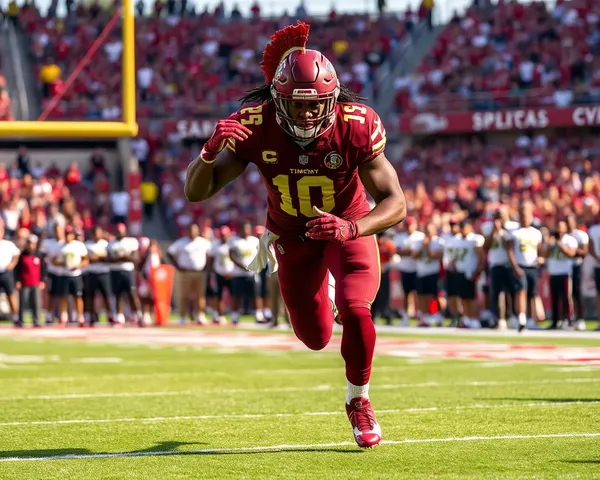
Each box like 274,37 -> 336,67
271,86 -> 339,142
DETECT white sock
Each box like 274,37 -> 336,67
346,381 -> 369,404
255,310 -> 264,321
116,313 -> 126,324
232,312 -> 240,322
518,313 -> 527,326
264,307 -> 272,318
60,312 -> 68,323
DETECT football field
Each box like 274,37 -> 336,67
0,325 -> 599,479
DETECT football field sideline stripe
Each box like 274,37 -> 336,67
0,400 -> 597,427
1,377 -> 598,401
1,432 -> 599,462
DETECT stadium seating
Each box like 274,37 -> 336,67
19,5 -> 407,120
396,0 -> 600,112
396,131 -> 600,228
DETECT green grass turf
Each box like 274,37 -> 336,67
0,331 -> 598,479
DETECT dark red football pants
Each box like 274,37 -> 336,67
274,235 -> 380,386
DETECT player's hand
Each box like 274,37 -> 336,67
514,266 -> 524,278
201,119 -> 253,162
305,206 -> 359,244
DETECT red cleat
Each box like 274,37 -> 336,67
346,397 -> 383,448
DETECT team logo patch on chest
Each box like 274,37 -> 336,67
324,152 -> 343,169
299,154 -> 309,165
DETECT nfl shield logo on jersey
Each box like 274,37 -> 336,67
299,154 -> 309,165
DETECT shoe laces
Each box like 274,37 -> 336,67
350,401 -> 376,432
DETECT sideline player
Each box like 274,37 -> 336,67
184,22 -> 406,448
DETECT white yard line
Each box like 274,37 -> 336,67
1,377 -> 599,401
0,400 -> 597,427
1,432 -> 599,462
0,391 -> 197,400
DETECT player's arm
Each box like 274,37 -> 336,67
184,119 -> 252,202
589,234 -> 600,262
306,152 -> 405,242
411,241 -> 421,259
475,245 -> 485,276
576,233 -> 589,258
482,224 -> 498,251
166,241 -> 182,270
7,244 -> 20,271
75,253 -> 89,270
185,148 -> 249,202
505,236 -> 522,276
557,237 -> 576,257
427,242 -> 443,260
229,246 -> 246,271
355,153 -> 406,236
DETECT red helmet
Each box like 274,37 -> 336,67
270,49 -> 340,142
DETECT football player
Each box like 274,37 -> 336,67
566,214 -> 589,330
184,22 -> 406,448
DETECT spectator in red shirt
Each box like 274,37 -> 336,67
0,163 -> 8,183
64,161 -> 81,185
14,234 -> 44,328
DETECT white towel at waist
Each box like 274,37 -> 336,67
248,229 -> 280,274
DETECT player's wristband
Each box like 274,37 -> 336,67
200,147 -> 216,164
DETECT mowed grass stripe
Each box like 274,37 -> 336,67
1,377 -> 599,401
0,400 -> 598,427
1,432 -> 599,462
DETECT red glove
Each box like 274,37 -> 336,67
201,119 -> 252,163
305,206 -> 359,244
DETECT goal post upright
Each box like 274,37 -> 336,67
0,0 -> 138,138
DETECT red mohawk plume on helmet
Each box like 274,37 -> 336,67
261,21 -> 310,84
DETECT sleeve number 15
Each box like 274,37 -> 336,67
342,104 -> 367,124
240,105 -> 263,126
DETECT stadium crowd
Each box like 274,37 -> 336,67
0,72 -> 13,121
18,3 -> 406,120
394,0 -> 600,112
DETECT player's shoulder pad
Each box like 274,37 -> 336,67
225,103 -> 269,155
339,103 -> 387,163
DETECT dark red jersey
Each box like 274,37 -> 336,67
227,102 -> 387,236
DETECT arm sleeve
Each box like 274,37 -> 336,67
350,105 -> 387,165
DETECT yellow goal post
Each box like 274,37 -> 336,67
0,0 -> 137,138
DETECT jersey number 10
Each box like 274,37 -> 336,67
272,175 -> 335,217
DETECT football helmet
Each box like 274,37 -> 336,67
271,49 -> 340,141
